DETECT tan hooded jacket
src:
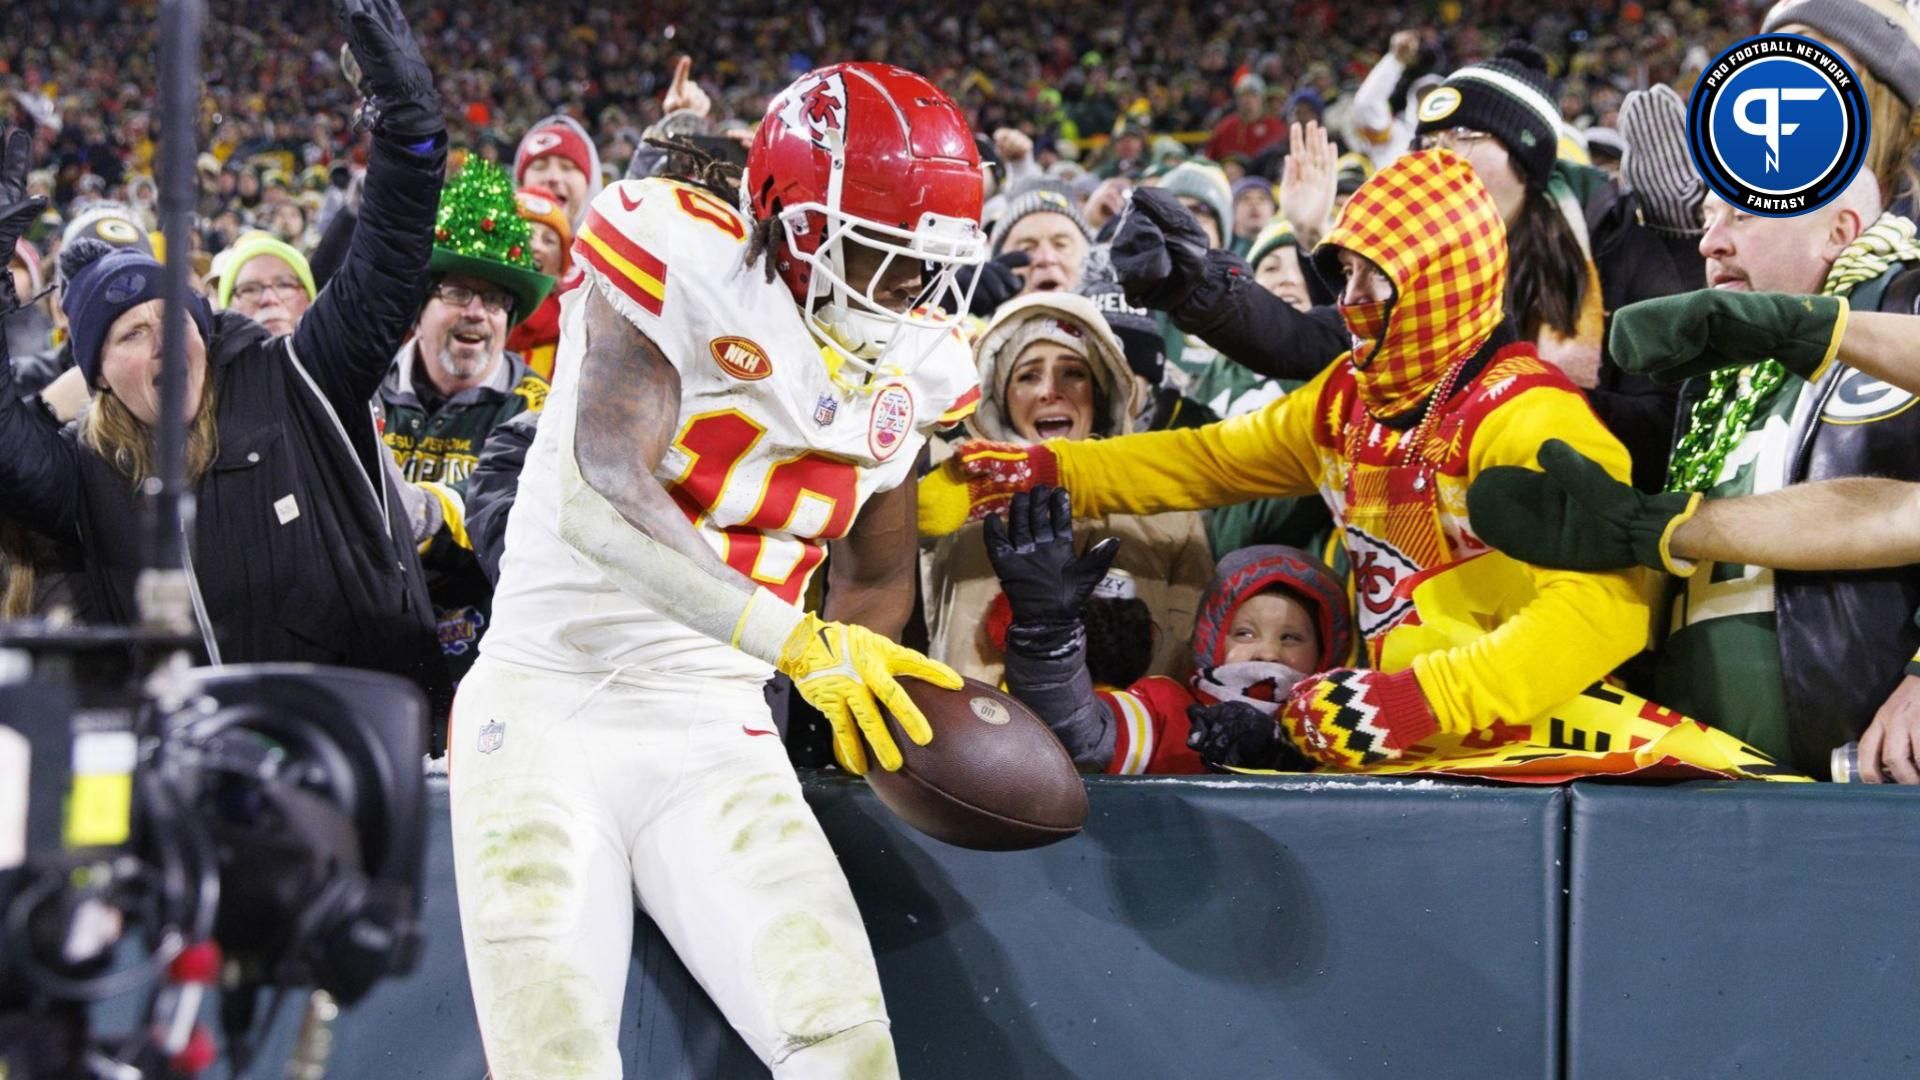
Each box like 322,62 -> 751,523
922,293 -> 1213,685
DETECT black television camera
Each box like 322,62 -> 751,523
0,626 -> 427,1079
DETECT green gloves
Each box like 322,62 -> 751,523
1609,290 -> 1848,384
1466,440 -> 1702,575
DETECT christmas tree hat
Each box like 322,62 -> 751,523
430,158 -> 555,328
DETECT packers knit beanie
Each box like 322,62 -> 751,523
1415,42 -> 1561,190
1245,217 -> 1300,270
1078,261 -> 1166,386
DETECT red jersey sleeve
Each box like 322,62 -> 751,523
1099,675 -> 1207,775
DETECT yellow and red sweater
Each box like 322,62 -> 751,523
1048,347 -> 1650,742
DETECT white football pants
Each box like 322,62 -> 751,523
448,655 -> 896,1079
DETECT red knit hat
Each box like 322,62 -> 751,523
513,120 -> 594,187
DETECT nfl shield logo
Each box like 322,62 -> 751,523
813,394 -> 838,426
477,720 -> 505,754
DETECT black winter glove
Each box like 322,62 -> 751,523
1110,186 -> 1212,313
983,485 -> 1121,655
1185,700 -> 1316,771
334,0 -> 442,143
952,251 -> 1030,318
0,128 -> 47,314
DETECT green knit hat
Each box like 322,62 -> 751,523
431,159 -> 555,327
216,232 -> 315,309
1246,217 -> 1299,269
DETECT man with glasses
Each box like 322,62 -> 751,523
379,160 -> 554,680
217,232 -> 316,337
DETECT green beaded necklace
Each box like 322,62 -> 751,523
1666,212 -> 1920,495
1665,360 -> 1789,494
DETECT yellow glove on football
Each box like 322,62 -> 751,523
775,613 -> 963,774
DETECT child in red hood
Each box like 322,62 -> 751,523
990,485 -> 1353,773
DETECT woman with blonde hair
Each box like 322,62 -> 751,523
922,291 -> 1215,686
0,0 -> 453,710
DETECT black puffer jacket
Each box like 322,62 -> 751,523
1149,249 -> 1351,386
1573,171 -> 1699,493
464,408 -> 539,586
0,133 -> 449,712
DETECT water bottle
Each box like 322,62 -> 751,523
1831,741 -> 1862,783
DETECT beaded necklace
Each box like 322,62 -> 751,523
1665,361 -> 1788,494
1665,212 -> 1920,495
1344,355 -> 1470,494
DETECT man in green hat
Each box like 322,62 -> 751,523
379,158 -> 555,676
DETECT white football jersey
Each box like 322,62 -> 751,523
483,178 -> 980,681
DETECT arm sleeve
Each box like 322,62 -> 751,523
1001,627 -> 1117,772
1203,121 -> 1230,163
1001,151 -> 1042,190
466,410 -> 538,586
289,133 -> 446,420
1102,677 -> 1207,774
1346,53 -> 1406,145
1410,387 -> 1653,734
1169,256 -> 1351,383
1054,363 -> 1331,518
0,334 -> 82,541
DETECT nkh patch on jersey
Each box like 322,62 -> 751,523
482,176 -> 980,682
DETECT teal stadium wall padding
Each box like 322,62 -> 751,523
1564,782 -> 1920,1080
172,772 -> 1567,1079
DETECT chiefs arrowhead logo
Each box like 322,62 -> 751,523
802,83 -> 842,131
524,130 -> 565,156
780,72 -> 848,149
710,337 -> 772,381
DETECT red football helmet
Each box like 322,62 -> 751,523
745,62 -> 987,379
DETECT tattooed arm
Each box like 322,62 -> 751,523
556,282 -> 962,774
568,284 -> 754,590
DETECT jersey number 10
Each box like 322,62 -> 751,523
667,410 -> 860,603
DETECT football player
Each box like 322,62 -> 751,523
448,65 -> 988,1078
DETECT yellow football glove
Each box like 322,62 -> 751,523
775,613 -> 964,774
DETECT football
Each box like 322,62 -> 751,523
865,676 -> 1089,851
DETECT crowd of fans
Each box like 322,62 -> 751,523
16,0 -> 1752,220
6,0 -> 1920,787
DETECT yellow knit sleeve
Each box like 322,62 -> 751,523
1054,364 -> 1334,518
1410,387 -> 1653,734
